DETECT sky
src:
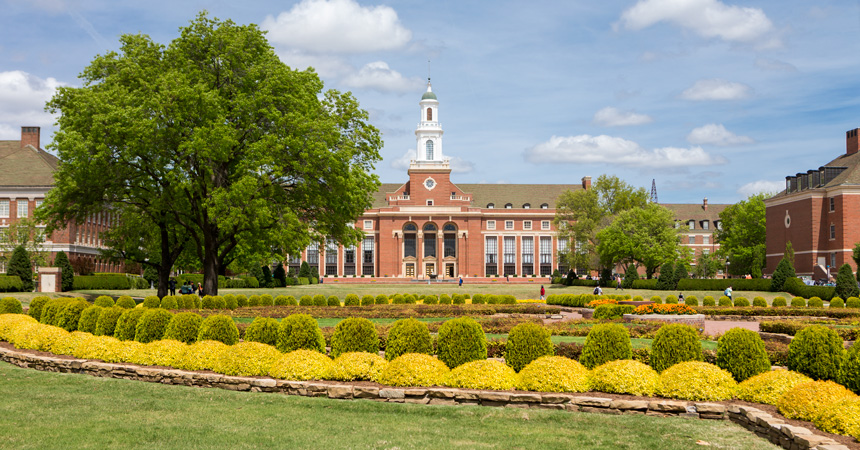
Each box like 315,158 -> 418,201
1,0 -> 859,204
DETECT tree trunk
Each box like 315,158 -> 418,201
156,264 -> 170,298
203,230 -> 219,296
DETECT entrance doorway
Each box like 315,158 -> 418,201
445,263 -> 455,278
405,263 -> 415,277
425,263 -> 435,277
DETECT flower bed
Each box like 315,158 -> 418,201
633,304 -> 697,315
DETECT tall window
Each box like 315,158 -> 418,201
504,237 -> 516,264
426,108 -> 432,121
404,223 -> 417,258
443,224 -> 456,258
423,223 -> 437,258
0,200 -> 8,218
344,244 -> 356,275
425,140 -> 434,160
17,201 -> 28,218
830,197 -> 836,212
830,224 -> 836,240
703,236 -> 709,245
362,237 -> 374,264
485,236 -> 497,264
688,236 -> 695,244
307,242 -> 319,265
521,237 -> 534,264
540,237 -> 552,264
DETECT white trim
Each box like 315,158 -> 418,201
766,249 -> 855,257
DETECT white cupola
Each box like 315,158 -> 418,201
414,79 -> 446,164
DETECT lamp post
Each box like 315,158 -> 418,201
725,261 -> 730,279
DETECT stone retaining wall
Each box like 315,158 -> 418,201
0,345 -> 851,450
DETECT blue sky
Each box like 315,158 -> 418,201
1,0 -> 859,204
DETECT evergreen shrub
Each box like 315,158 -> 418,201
224,295 -> 238,310
665,295 -> 678,304
791,297 -> 806,307
436,317 -> 487,369
163,312 -> 203,344
175,340 -> 227,371
115,308 -> 147,341
330,352 -> 387,382
213,341 -> 282,377
813,397 -> 860,440
752,296 -> 767,307
684,295 -> 698,307
718,296 -> 732,306
472,294 -> 486,304
76,306 -> 102,333
197,314 -> 239,345
830,297 -> 845,308
269,349 -> 333,381
360,295 -> 375,306
344,294 -> 360,306
327,295 -> 340,306
129,339 -> 187,367
702,296 -> 715,306
439,294 -> 452,305
787,325 -> 844,381
835,263 -> 860,299
580,323 -> 632,369
56,300 -> 90,331
589,359 -> 658,396
847,297 -> 860,308
658,361 -> 737,401
808,296 -> 824,308
142,296 -> 160,308
516,356 -> 590,393
0,297 -> 22,314
134,308 -> 174,343
650,295 -> 662,304
452,294 -> 465,304
201,296 -> 216,309
94,306 -> 125,337
159,296 -> 178,310
375,294 -> 388,305
277,313 -> 325,353
377,353 -> 449,387
27,296 -> 50,320
716,328 -> 770,381
39,298 -> 72,325
385,318 -> 432,361
650,324 -> 702,372
312,294 -> 326,306
839,340 -> 860,394
777,380 -> 855,420
299,295 -> 313,306
772,296 -> 787,307
116,296 -> 136,309
94,296 -> 115,308
422,294 -> 438,305
236,295 -> 248,307
247,295 -> 260,307
505,322 -> 553,372
736,370 -> 812,405
441,360 -> 516,390
733,297 -> 750,307
330,317 -> 379,358
259,294 -> 274,307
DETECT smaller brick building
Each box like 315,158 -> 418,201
765,127 -> 860,279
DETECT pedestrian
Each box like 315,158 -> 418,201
540,285 -> 545,300
458,276 -> 463,287
593,285 -> 603,296
615,274 -> 622,290
197,283 -> 203,297
724,286 -> 732,301
678,292 -> 685,302
168,278 -> 176,296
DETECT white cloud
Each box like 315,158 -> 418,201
276,50 -> 355,79
391,149 -> 413,171
687,124 -> 754,146
0,70 -> 64,139
341,61 -> 424,93
524,134 -> 726,168
754,57 -> 797,72
262,0 -> 412,54
681,79 -> 752,101
619,0 -> 779,48
593,107 -> 653,127
391,149 -> 474,173
737,180 -> 783,197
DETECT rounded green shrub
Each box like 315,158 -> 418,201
439,294 -> 452,305
27,296 -> 50,320
213,296 -> 226,309
180,295 -> 197,309
259,294 -> 274,307
791,297 -> 806,307
702,296 -> 715,306
392,294 -> 405,304
134,308 -> 174,343
39,298 -> 71,324
56,300 -> 91,331
718,296 -> 731,306
500,295 -> 516,304
276,313 -> 325,354
472,294 -> 486,304
808,296 -> 824,308
115,308 -> 147,341
404,294 -> 417,304
244,317 -> 280,347
94,296 -> 115,308
284,295 -> 298,306
159,296 -> 178,310
846,297 -> 860,308
787,325 -> 844,381
830,297 -> 845,308
716,328 -> 770,381
344,294 -> 360,306
650,324 -> 703,372
664,295 -> 678,304
505,322 -> 553,372
247,295 -> 260,307
772,296 -> 787,307
327,295 -> 340,307
273,295 -> 288,306
76,305 -> 103,334
94,306 -> 125,337
374,294 -> 388,305
0,297 -> 23,314
236,295 -> 248,307
201,296 -> 215,309
437,317 -> 487,369
452,294 -> 465,305
116,296 -> 136,309
684,295 -> 698,307
197,314 -> 239,345
312,294 -> 326,306
423,294 -> 438,305
385,318 -> 432,361
224,295 -> 238,310
650,295 -> 662,304
752,296 -> 767,307
360,295 -> 375,306
331,317 -> 379,358
142,296 -> 160,308
486,295 -> 500,304
580,323 -> 633,369
632,295 -> 644,302
733,297 -> 750,307
299,295 -> 313,306
841,341 -> 860,394
163,312 -> 203,344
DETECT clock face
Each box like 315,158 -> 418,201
424,178 -> 436,190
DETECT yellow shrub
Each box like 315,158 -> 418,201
269,349 -> 334,381
658,361 -> 737,401
777,380 -> 856,421
212,342 -> 282,377
71,335 -> 127,362
50,331 -> 91,357
736,370 -> 812,405
174,340 -> 229,371
129,340 -> 189,367
813,397 -> 860,439
6,321 -> 43,350
441,359 -> 516,390
330,352 -> 388,382
377,353 -> 449,387
590,360 -> 659,396
0,313 -> 36,341
516,356 -> 590,393
29,325 -> 71,353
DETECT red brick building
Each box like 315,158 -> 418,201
0,127 -> 119,274
764,127 -> 860,280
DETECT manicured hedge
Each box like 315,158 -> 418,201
677,278 -> 771,292
0,276 -> 24,292
72,275 -> 132,290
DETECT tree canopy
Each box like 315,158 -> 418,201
39,13 -> 381,295
595,202 -> 681,277
715,193 -> 767,278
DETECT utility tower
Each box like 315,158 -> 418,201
650,179 -> 658,204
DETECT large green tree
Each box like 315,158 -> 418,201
40,14 -> 381,295
555,175 -> 649,273
7,245 -> 33,292
595,202 -> 681,277
694,251 -> 723,279
53,251 -> 74,292
715,193 -> 767,278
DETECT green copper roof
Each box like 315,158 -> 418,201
421,91 -> 437,100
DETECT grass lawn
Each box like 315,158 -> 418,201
0,361 -> 778,450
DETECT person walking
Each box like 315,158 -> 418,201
459,276 -> 463,287
615,275 -> 623,290
540,285 -> 545,300
168,278 -> 176,296
724,286 -> 733,301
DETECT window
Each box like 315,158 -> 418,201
703,236 -> 709,245
505,220 -> 514,230
703,248 -> 710,255
307,242 -> 319,265
426,200 -> 433,206
487,203 -> 494,209
523,203 -> 530,209
404,233 -> 417,258
702,221 -> 709,230
688,236 -> 695,245
540,237 -> 552,264
541,220 -> 550,230
363,220 -> 373,230
325,240 -> 337,265
540,203 -> 548,209
424,229 -> 436,258
715,220 -> 722,230
487,220 -> 496,230
425,140 -> 434,160
404,223 -> 417,231
443,223 -> 456,232
688,220 -> 695,230
523,220 -> 532,230
35,200 -> 43,210
17,201 -> 28,218
485,236 -> 497,263
362,237 -> 374,264
830,224 -> 836,240
521,237 -> 534,264
426,108 -> 432,121
830,197 -> 835,212
831,252 -> 837,268
504,237 -> 516,264
674,221 -> 680,229
444,232 -> 456,258
505,203 -> 512,209
0,200 -> 8,218
345,245 -> 356,264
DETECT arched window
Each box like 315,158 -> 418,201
443,223 -> 456,232
426,108 -> 432,121
487,203 -> 494,209
425,140 -> 434,160
505,203 -> 512,209
403,223 -> 417,232
523,203 -> 531,209
540,203 -> 549,209
423,223 -> 437,231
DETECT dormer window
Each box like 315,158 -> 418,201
702,220 -> 709,230
505,203 -> 512,209
688,220 -> 695,230
523,203 -> 530,209
487,203 -> 494,209
540,203 -> 548,209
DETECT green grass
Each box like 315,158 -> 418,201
0,361 -> 777,450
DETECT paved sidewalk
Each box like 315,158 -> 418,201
704,320 -> 760,336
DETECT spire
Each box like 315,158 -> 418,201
650,179 -> 658,204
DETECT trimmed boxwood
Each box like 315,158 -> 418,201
259,294 -> 274,307
94,296 -> 115,308
580,323 -> 632,369
39,298 -> 72,324
76,305 -> 103,333
840,342 -> 860,394
702,296 -> 715,306
772,296 -> 787,307
385,318 -> 433,361
437,317 -> 487,369
115,296 -> 136,309
846,297 -> 860,308
236,295 -> 248,307
27,296 -> 50,320
197,314 -> 239,345
505,322 -> 553,372
134,308 -> 174,343
787,325 -> 844,381
163,312 -> 203,344
277,313 -> 326,354
375,294 -> 388,305
327,295 -> 340,307
299,295 -> 313,306
808,297 -> 824,308
829,297 -> 844,308
330,317 -> 379,358
423,294 -> 438,305
142,296 -> 160,308
716,328 -> 770,381
94,306 -> 125,337
733,297 -> 750,307
718,296 -> 732,306
360,295 -> 375,306
344,294 -> 360,306
650,324 -> 703,372
160,296 -> 179,310
752,296 -> 767,307
0,297 -> 23,314
312,294 -> 326,306
115,308 -> 147,341
791,297 -> 806,307
244,317 -> 280,347
472,294 -> 485,304
684,296 -> 699,307
56,300 -> 90,331
247,295 -> 260,307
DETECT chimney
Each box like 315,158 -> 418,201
847,128 -> 859,155
581,176 -> 592,190
21,127 -> 40,150
703,198 -> 708,210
